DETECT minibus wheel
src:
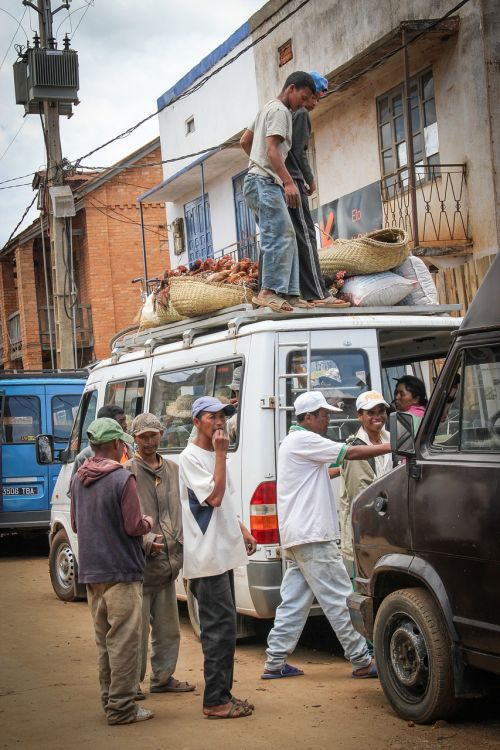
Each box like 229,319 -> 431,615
373,587 -> 461,724
49,529 -> 81,602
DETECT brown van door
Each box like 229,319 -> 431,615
411,341 -> 500,657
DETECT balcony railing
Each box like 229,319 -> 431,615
39,304 -> 94,350
8,312 -> 22,360
382,163 -> 470,249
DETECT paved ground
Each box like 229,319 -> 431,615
1,533 -> 499,750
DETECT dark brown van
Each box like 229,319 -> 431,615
348,254 -> 500,724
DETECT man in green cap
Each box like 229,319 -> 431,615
70,417 -> 157,725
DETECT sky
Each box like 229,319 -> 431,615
0,0 -> 265,247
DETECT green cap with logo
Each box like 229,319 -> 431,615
87,417 -> 134,446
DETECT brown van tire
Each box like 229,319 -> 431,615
373,587 -> 461,724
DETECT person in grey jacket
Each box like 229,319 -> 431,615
126,413 -> 195,698
285,71 -> 348,308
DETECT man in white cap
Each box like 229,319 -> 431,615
261,391 -> 391,681
339,391 -> 392,577
126,413 -> 194,699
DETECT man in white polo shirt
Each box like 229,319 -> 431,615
179,396 -> 257,719
262,391 -> 392,681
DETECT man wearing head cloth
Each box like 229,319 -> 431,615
285,71 -> 348,308
126,413 -> 194,698
261,391 -> 391,681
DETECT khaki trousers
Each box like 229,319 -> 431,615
87,581 -> 142,724
141,580 -> 180,688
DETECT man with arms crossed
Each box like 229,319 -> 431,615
179,396 -> 257,719
126,413 -> 194,699
262,392 -> 391,681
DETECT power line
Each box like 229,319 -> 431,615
0,119 -> 27,162
0,181 -> 32,190
0,6 -> 27,74
5,192 -> 38,246
86,197 -> 168,240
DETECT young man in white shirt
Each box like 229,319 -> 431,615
179,396 -> 257,719
262,391 -> 391,681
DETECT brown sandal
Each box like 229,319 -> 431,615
204,702 -> 253,719
252,294 -> 294,313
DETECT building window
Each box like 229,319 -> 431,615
278,39 -> 293,67
377,69 -> 439,196
185,116 -> 195,135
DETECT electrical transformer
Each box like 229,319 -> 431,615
13,47 -> 79,116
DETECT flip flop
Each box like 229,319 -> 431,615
285,296 -> 315,308
260,663 -> 304,680
252,294 -> 294,313
312,297 -> 350,308
352,661 -> 378,679
150,677 -> 196,693
204,702 -> 253,719
232,696 -> 255,710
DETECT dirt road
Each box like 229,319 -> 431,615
1,536 -> 499,750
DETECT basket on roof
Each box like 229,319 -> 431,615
169,276 -> 254,318
318,228 -> 410,276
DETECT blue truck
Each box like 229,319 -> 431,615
0,371 -> 87,533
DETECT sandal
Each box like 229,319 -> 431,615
232,696 -> 255,710
311,297 -> 350,308
286,296 -> 315,309
150,676 -> 196,693
352,661 -> 378,679
252,294 -> 294,313
260,663 -> 304,680
204,702 -> 253,719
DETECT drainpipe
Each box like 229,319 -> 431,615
201,162 -> 207,259
139,201 -> 148,296
403,26 -> 419,248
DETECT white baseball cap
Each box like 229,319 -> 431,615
356,390 -> 389,412
294,391 -> 343,415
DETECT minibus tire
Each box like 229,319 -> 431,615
373,587 -> 461,724
49,530 -> 81,602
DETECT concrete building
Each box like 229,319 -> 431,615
0,138 -> 168,369
145,0 -> 499,310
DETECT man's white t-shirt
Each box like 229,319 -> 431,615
248,98 -> 292,186
178,443 -> 248,579
277,428 -> 348,549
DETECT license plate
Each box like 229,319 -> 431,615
2,486 -> 38,496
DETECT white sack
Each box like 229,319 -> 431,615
393,255 -> 438,305
341,272 -> 416,307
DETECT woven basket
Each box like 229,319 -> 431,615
169,276 -> 253,318
318,228 -> 410,276
154,300 -> 183,325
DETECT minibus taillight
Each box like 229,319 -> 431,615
250,481 -> 279,544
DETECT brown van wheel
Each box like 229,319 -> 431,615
373,587 -> 461,724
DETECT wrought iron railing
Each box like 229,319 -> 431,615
8,312 -> 22,360
382,163 -> 470,247
39,304 -> 94,350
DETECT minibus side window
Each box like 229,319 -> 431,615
150,360 -> 243,452
1,396 -> 41,443
105,378 -> 145,427
68,390 -> 98,461
52,395 -> 81,442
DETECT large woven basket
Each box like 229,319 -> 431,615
154,300 -> 183,325
318,228 -> 410,276
169,276 -> 253,318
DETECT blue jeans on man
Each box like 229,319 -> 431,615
243,173 -> 299,296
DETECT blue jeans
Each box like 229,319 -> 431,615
243,173 -> 299,296
265,540 -> 371,671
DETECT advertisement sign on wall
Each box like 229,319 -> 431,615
315,181 -> 383,247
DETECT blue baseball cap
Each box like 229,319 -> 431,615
192,396 -> 236,419
309,70 -> 328,95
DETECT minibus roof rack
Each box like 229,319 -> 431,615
110,302 -> 462,360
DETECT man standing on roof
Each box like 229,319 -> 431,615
70,417 -> 156,725
240,71 -> 316,314
261,392 -> 391,681
126,413 -> 195,700
179,396 -> 257,719
285,71 -> 348,308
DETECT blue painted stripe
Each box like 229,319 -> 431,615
157,20 -> 251,111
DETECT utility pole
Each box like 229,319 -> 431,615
34,0 -> 75,369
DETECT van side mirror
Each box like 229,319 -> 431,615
36,434 -> 54,464
389,412 -> 416,457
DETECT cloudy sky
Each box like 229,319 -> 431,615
0,0 -> 264,246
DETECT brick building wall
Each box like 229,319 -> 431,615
0,139 -> 169,369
